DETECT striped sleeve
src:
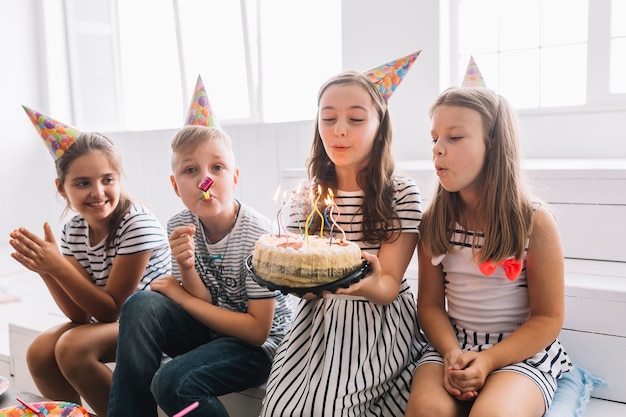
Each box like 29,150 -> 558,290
393,176 -> 422,234
116,203 -> 170,256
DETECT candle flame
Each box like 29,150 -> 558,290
272,186 -> 281,203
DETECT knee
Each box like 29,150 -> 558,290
26,333 -> 56,376
54,328 -> 92,374
405,393 -> 454,417
120,291 -> 168,324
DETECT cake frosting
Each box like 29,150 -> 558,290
252,233 -> 362,287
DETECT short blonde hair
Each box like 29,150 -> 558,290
170,125 -> 235,171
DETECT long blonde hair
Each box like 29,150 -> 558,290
421,87 -> 534,263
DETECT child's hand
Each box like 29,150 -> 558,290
333,251 -> 380,297
150,275 -> 188,303
9,223 -> 63,275
442,349 -> 468,398
169,224 -> 196,270
446,350 -> 489,400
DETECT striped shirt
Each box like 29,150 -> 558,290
287,175 -> 422,253
60,202 -> 172,290
167,202 -> 292,359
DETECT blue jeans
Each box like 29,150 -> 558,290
108,291 -> 271,417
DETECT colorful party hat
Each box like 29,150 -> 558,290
185,74 -> 219,127
462,56 -> 486,87
22,105 -> 82,161
364,50 -> 421,100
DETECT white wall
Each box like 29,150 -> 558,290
1,0 -> 68,248
2,0 -> 626,248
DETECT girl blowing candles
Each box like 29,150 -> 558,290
9,107 -> 171,417
261,51 -> 426,417
405,85 -> 572,417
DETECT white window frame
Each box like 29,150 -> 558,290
446,0 -> 626,115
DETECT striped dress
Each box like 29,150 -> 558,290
260,176 -> 425,417
417,222 -> 573,409
60,202 -> 171,290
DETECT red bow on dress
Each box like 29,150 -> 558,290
478,258 -> 523,281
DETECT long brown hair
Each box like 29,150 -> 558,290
307,71 -> 399,243
421,87 -> 534,263
55,132 -> 132,250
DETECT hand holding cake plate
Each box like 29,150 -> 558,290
246,255 -> 371,297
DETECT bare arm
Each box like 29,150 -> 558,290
169,224 -> 212,302
10,223 -> 154,323
151,276 -> 275,346
416,239 -> 463,361
334,232 -> 418,305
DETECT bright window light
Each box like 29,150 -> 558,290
610,0 -> 626,93
611,38 -> 626,93
259,0 -> 341,122
176,0 -> 250,122
541,44 -> 587,106
455,0 -> 590,109
117,0 -> 182,130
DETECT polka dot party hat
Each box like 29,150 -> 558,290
462,56 -> 486,87
22,105 -> 82,161
185,74 -> 220,128
363,50 -> 421,100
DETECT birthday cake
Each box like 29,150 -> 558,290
251,233 -> 362,287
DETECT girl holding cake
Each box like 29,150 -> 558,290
260,52 -> 426,416
404,82 -> 572,415
9,108 -> 171,417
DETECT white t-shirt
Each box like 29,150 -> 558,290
61,202 -> 172,290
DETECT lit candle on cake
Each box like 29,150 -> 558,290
294,182 -> 304,236
271,186 -> 280,235
326,188 -> 346,241
324,193 -> 333,245
314,185 -> 325,238
277,190 -> 288,237
305,184 -> 324,241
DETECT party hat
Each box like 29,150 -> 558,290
462,56 -> 486,87
185,74 -> 219,127
364,50 -> 421,100
22,105 -> 82,161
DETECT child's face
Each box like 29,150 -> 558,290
57,150 -> 121,227
170,138 -> 239,221
430,105 -> 486,195
317,83 -> 380,172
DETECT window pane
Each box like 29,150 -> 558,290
73,34 -> 119,128
177,0 -> 250,122
458,0 -> 499,54
541,44 -> 587,106
117,0 -> 182,130
500,0 -> 540,50
499,50 -> 540,108
260,0 -> 341,122
612,0 -> 626,37
611,37 -> 626,93
541,0 -> 588,46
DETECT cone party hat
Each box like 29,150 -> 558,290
22,105 -> 82,161
462,56 -> 486,87
185,75 -> 219,127
364,50 -> 421,100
